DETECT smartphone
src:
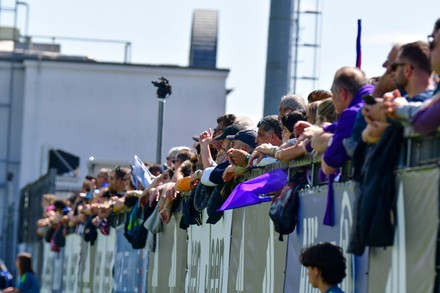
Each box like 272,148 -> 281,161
362,94 -> 377,105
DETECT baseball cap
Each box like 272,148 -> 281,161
214,124 -> 245,141
226,129 -> 257,149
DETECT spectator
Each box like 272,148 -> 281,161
278,94 -> 306,120
300,242 -> 346,293
234,115 -> 255,128
196,125 -> 246,186
393,41 -> 434,102
228,115 -> 282,167
0,261 -> 13,290
36,194 -> 56,237
165,146 -> 190,170
198,114 -> 237,168
108,166 -> 129,197
372,43 -> 403,97
222,129 -> 258,182
306,101 -> 320,124
411,18 -> 440,135
281,111 -> 307,143
316,98 -> 337,126
95,168 -> 109,189
1,252 -> 40,293
297,66 -> 373,174
148,164 -> 163,177
251,111 -> 307,163
307,89 -> 332,103
363,41 -> 434,142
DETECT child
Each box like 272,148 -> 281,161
300,242 -> 346,293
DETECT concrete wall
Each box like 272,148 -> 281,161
9,60 -> 228,189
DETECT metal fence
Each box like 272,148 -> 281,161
16,130 -> 440,293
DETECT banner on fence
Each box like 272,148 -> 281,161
228,202 -> 288,293
62,234 -> 81,293
285,181 -> 368,293
114,227 -> 149,293
79,237 -> 95,293
148,213 -> 187,293
368,168 -> 439,293
185,209 -> 233,293
93,228 -> 116,293
40,243 -> 65,293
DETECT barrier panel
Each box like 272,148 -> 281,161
40,244 -> 65,293
147,213 -> 188,293
367,167 -> 439,293
20,131 -> 440,293
114,227 -> 149,293
92,228 -> 116,293
185,210 -> 233,293
79,235 -> 95,293
285,181 -> 368,293
227,203 -> 287,293
62,234 -> 82,293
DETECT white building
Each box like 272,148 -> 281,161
0,50 -> 229,267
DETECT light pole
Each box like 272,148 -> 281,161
152,77 -> 172,164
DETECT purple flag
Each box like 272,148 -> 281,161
323,172 -> 337,226
218,169 -> 288,211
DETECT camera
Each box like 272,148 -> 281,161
151,77 -> 172,99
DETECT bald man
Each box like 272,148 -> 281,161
297,67 -> 374,175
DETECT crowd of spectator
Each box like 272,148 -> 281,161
34,19 -> 440,290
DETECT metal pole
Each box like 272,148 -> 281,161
17,1 -> 29,37
151,77 -> 172,165
292,0 -> 301,94
124,42 -> 131,64
156,98 -> 165,164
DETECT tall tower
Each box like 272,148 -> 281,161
263,0 -> 322,115
263,0 -> 294,116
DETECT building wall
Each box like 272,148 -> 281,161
0,59 -> 229,189
0,58 -> 227,269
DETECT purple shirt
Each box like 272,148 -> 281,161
412,84 -> 440,136
323,84 -> 374,169
412,97 -> 440,136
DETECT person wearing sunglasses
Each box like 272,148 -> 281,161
392,41 -> 434,103
198,114 -> 236,168
371,43 -> 403,97
411,18 -> 440,136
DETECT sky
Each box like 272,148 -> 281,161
3,0 -> 438,122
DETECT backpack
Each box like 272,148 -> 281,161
124,200 -> 141,244
83,217 -> 98,246
0,270 -> 13,289
179,185 -> 202,230
269,172 -> 307,241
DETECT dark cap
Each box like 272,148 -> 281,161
226,129 -> 257,149
214,124 -> 245,140
192,135 -> 199,142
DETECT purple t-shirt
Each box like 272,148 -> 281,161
322,84 -> 374,169
412,84 -> 440,136
412,97 -> 440,135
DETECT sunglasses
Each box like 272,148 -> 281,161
428,34 -> 436,50
172,159 -> 182,164
390,62 -> 406,72
113,165 -> 127,180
